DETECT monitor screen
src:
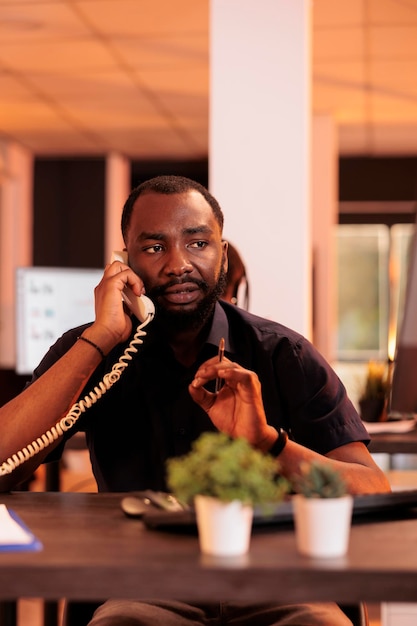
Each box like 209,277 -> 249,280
16,267 -> 103,375
390,222 -> 417,415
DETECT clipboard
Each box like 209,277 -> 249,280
0,505 -> 43,552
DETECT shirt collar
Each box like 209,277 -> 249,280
142,301 -> 234,357
206,302 -> 233,354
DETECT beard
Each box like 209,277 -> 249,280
148,268 -> 228,332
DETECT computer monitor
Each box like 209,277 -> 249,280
390,221 -> 417,415
15,267 -> 103,375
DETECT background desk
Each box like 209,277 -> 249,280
1,492 -> 417,607
369,428 -> 417,455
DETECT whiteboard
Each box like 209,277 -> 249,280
16,267 -> 103,375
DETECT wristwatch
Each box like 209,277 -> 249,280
268,428 -> 288,457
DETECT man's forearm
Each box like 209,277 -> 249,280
277,440 -> 391,495
0,337 -> 102,490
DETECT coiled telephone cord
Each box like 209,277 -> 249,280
0,315 -> 153,476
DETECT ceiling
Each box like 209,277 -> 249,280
0,0 -> 417,159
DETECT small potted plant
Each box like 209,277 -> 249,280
358,360 -> 391,422
166,431 -> 289,556
292,461 -> 353,558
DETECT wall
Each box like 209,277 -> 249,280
33,158 -> 106,268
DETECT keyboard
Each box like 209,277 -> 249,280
141,488 -> 417,531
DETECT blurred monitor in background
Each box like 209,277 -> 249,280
16,267 -> 102,375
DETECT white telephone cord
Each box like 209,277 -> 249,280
0,314 -> 153,476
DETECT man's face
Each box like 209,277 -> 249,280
124,190 -> 228,328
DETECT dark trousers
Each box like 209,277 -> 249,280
87,600 -> 353,626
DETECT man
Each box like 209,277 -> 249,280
0,175 -> 389,625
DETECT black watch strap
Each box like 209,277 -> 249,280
268,428 -> 288,457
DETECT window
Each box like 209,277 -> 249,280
336,223 -> 414,362
334,222 -> 414,409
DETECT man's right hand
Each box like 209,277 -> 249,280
91,261 -> 146,353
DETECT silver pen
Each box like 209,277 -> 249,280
215,337 -> 225,393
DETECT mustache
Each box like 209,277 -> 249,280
148,277 -> 209,297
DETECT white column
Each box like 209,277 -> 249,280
311,115 -> 338,361
105,153 -> 131,264
0,142 -> 33,368
210,0 -> 312,337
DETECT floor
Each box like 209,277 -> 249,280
16,453 -> 417,626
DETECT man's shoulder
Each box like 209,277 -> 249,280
220,301 -> 305,348
221,301 -> 302,335
52,323 -> 93,351
31,322 -> 93,380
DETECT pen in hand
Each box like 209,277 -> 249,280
215,337 -> 225,393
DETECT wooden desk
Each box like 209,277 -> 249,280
369,427 -> 417,455
1,492 -> 417,606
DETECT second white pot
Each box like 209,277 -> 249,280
293,494 -> 353,558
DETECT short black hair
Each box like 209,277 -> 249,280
121,175 -> 224,241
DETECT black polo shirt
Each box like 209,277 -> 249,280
30,301 -> 369,492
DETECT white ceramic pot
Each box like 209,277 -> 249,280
194,495 -> 254,556
293,494 -> 353,558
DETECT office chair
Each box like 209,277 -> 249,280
63,601 -> 369,626
0,601 -> 17,626
340,602 -> 369,626
63,600 -> 101,625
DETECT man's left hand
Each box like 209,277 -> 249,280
189,356 -> 277,452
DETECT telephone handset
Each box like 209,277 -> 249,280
0,255 -> 155,478
111,250 -> 155,322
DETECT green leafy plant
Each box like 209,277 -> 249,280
166,431 -> 289,506
358,360 -> 391,422
359,360 -> 391,401
292,461 -> 347,499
